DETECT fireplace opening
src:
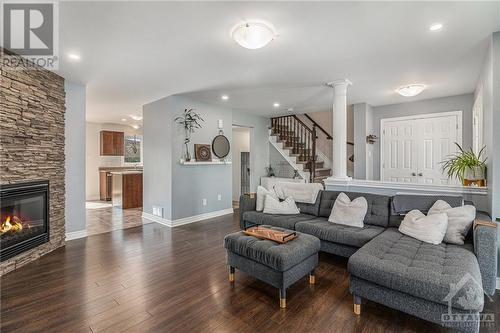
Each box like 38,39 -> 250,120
1,181 -> 49,261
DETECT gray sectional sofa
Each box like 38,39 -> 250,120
239,190 -> 497,333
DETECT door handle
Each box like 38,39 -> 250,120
411,172 -> 416,176
418,173 -> 423,177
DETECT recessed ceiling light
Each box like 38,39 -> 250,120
221,95 -> 229,100
273,103 -> 280,108
397,84 -> 426,97
129,115 -> 143,121
131,124 -> 140,130
67,53 -> 81,61
429,23 -> 443,31
121,118 -> 127,122
231,21 -> 277,49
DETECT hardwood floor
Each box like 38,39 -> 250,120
85,204 -> 149,236
1,211 -> 498,332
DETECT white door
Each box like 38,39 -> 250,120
382,112 -> 462,185
417,115 -> 459,185
382,119 -> 418,183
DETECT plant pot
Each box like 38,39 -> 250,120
463,166 -> 486,187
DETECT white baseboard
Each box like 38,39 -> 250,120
496,277 -> 500,290
142,208 -> 234,227
66,229 -> 88,241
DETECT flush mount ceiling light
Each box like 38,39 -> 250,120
429,23 -> 443,31
131,124 -> 140,130
129,115 -> 143,121
273,102 -> 280,108
121,118 -> 127,122
221,95 -> 229,100
67,53 -> 81,61
231,21 -> 277,49
397,84 -> 426,97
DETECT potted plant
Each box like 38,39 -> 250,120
174,108 -> 204,162
441,143 -> 487,187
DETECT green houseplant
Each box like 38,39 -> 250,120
174,108 -> 204,161
441,143 -> 487,186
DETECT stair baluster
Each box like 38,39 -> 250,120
271,115 -> 324,183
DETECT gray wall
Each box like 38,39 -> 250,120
64,81 -> 86,233
232,110 -> 270,192
170,96 -> 233,220
490,32 -> 500,221
353,103 -> 374,180
143,96 -> 173,220
477,32 -> 500,278
371,94 -> 474,180
143,95 -> 270,221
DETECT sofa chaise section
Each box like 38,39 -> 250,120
348,222 -> 497,333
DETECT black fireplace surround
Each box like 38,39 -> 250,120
0,181 -> 49,261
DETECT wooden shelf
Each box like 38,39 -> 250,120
179,160 -> 231,166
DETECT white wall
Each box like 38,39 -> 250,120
232,127 -> 250,201
85,122 -> 142,200
65,82 -> 86,234
371,93 -> 474,180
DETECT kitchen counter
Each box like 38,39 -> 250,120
111,172 -> 143,209
99,166 -> 143,171
110,171 -> 143,175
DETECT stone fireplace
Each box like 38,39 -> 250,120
0,49 -> 66,275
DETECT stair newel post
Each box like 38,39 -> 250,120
293,118 -> 299,154
286,117 -> 290,143
312,125 -> 317,183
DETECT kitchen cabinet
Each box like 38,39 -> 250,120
100,130 -> 124,156
111,172 -> 143,209
99,171 -> 112,201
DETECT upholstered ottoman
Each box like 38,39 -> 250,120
223,225 -> 321,308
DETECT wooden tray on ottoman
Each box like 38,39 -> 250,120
243,226 -> 297,244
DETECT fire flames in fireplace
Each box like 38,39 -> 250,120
0,216 -> 29,235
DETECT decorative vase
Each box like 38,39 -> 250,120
184,130 -> 191,162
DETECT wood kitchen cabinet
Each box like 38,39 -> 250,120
99,171 -> 112,201
100,130 -> 124,156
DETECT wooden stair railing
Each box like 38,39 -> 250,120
271,115 -> 317,182
304,113 -> 355,146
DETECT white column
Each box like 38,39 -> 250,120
327,79 -> 352,181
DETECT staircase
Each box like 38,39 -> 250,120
270,115 -> 332,183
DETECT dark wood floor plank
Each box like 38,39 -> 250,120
1,208 -> 498,333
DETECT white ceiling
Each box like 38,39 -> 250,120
56,1 -> 500,123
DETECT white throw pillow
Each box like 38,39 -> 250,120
328,192 -> 367,228
399,210 -> 448,245
256,186 -> 278,212
263,196 -> 300,215
428,200 -> 476,245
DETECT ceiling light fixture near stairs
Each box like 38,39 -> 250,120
397,84 -> 426,97
231,20 -> 277,49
